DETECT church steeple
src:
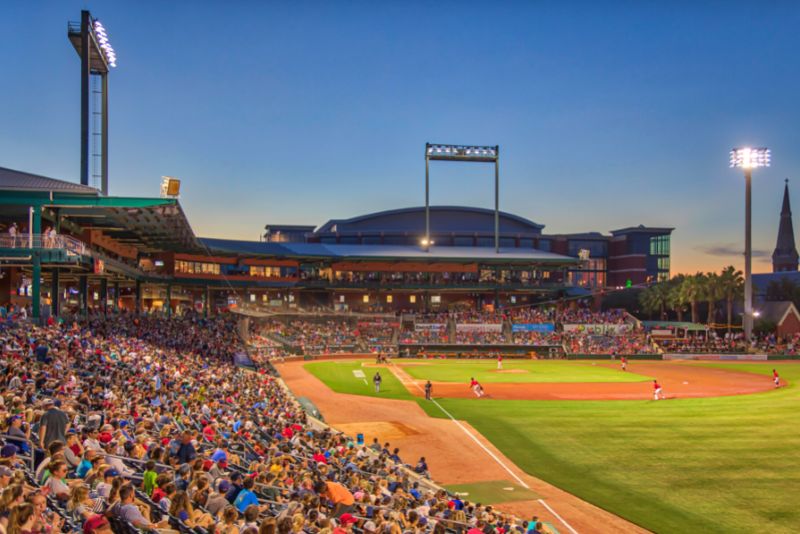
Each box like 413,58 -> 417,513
773,179 -> 799,272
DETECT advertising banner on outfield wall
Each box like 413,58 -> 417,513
415,323 -> 445,331
512,323 -> 555,333
663,353 -> 768,361
456,323 -> 503,332
562,323 -> 632,334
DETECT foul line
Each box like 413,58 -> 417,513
389,363 -> 530,489
538,499 -> 579,534
389,363 -> 579,534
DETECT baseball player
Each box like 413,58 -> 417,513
497,354 -> 503,370
773,369 -> 780,388
653,379 -> 664,400
621,356 -> 627,372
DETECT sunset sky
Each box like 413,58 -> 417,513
2,1 -> 799,274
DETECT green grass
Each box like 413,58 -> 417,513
306,360 -> 800,532
400,359 -> 651,383
303,361 -> 416,400
443,480 -> 541,504
417,363 -> 800,534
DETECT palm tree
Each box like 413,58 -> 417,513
680,273 -> 705,324
639,284 -> 668,320
667,275 -> 686,321
718,265 -> 744,333
704,272 -> 724,325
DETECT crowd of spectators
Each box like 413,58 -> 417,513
0,314 -> 551,534
562,333 -> 657,355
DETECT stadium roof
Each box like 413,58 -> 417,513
200,237 -> 578,264
0,166 -> 99,194
610,225 -> 674,235
316,206 -> 545,234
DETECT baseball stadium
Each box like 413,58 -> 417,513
1,8 -> 799,534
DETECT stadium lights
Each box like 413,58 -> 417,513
426,144 -> 498,162
730,146 -> 770,342
93,20 -> 117,67
730,147 -> 770,169
420,238 -> 435,247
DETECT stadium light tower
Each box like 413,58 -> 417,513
730,147 -> 771,342
68,10 -> 117,195
425,143 -> 500,252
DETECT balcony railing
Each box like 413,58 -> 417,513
0,233 -> 87,256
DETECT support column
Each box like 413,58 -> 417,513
79,275 -> 89,317
135,280 -> 142,313
165,284 -> 172,318
204,285 -> 210,318
80,10 -> 91,187
101,73 -> 109,196
100,278 -> 108,317
113,281 -> 120,312
32,253 -> 41,323
52,268 -> 60,318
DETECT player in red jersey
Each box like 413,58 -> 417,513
497,354 -> 503,370
621,356 -> 627,371
653,379 -> 664,400
773,369 -> 780,388
469,377 -> 484,398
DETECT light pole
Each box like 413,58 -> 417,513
730,147 -> 770,342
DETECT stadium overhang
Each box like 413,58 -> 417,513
198,238 -> 579,266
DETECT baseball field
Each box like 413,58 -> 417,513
301,359 -> 800,534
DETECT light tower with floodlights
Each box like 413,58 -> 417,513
424,143 -> 500,253
68,10 -> 117,195
730,146 -> 771,342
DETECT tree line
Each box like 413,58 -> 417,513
638,266 -> 744,330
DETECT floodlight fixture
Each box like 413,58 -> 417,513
93,20 -> 117,68
426,144 -> 498,163
424,142 -> 501,253
730,147 -> 770,169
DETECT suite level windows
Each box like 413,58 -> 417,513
409,295 -> 417,303
249,266 -> 282,278
650,235 -> 670,256
176,260 -> 220,275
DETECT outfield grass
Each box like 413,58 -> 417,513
306,360 -> 800,533
417,363 -> 800,534
303,361 -> 416,400
400,359 -> 651,383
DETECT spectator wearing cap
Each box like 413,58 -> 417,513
225,472 -> 244,504
4,416 -> 30,454
82,514 -> 112,534
38,398 -> 69,449
95,468 -> 119,500
205,479 -> 230,517
334,513 -> 359,534
0,444 -> 22,469
0,466 -> 12,490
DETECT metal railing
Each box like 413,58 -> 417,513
0,233 -> 87,256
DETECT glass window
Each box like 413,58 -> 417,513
362,236 -> 382,245
537,240 -> 551,252
453,236 -> 474,247
476,237 -> 494,247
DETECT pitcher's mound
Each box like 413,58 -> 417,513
492,369 -> 529,374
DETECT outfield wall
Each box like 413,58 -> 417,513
567,353 -> 663,360
663,353 -> 768,361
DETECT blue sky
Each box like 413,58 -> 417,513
2,0 -> 799,274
